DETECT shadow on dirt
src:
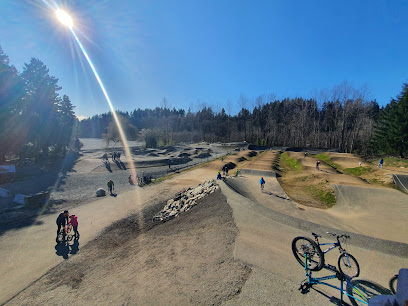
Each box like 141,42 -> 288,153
262,190 -> 292,201
0,151 -> 80,236
104,161 -> 112,172
55,238 -> 80,260
115,160 -> 127,170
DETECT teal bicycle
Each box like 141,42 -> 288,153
292,232 -> 360,278
293,236 -> 391,305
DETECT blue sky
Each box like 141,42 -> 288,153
1,0 -> 407,118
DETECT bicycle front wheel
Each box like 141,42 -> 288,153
346,279 -> 391,306
292,236 -> 324,271
338,253 -> 360,278
389,275 -> 398,295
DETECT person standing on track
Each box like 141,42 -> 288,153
260,177 -> 265,191
316,160 -> 320,171
377,158 -> 384,169
69,214 -> 79,239
107,179 -> 115,195
56,210 -> 69,236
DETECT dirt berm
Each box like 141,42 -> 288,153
11,190 -> 251,305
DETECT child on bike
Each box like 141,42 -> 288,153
69,214 -> 79,239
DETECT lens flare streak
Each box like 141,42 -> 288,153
69,28 -> 137,179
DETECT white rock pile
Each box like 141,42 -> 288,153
153,180 -> 219,222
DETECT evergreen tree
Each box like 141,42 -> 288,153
373,83 -> 408,157
20,58 -> 62,156
0,46 -> 25,162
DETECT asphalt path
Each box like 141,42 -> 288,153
393,173 -> 408,193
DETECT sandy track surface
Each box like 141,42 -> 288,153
10,191 -> 251,305
239,150 -> 277,171
228,174 -> 408,244
0,168 -> 216,304
218,180 -> 406,304
2,148 -> 407,305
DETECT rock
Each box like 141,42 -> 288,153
96,188 -> 106,197
24,192 -> 50,208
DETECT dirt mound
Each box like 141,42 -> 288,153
247,151 -> 258,158
238,156 -> 248,162
196,152 -> 211,159
14,191 -> 251,305
224,162 -> 236,170
178,152 -> 191,157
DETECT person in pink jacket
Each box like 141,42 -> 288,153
69,214 -> 79,239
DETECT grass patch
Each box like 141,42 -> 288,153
314,153 -> 341,170
308,185 -> 336,207
280,152 -> 303,172
294,175 -> 314,182
382,157 -> 408,168
343,166 -> 372,176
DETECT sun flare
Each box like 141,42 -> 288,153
56,9 -> 73,28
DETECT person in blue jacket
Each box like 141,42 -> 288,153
260,177 -> 265,190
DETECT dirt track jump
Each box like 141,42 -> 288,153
0,144 -> 407,304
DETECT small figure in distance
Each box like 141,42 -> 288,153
128,175 -> 135,185
235,169 -> 240,177
316,160 -> 320,171
377,158 -> 384,169
56,210 -> 69,240
226,167 -> 229,176
69,214 -> 79,239
260,177 -> 265,191
102,153 -> 108,162
107,179 -> 115,195
217,171 -> 222,180
359,161 -> 362,167
304,152 -> 307,158
112,152 -> 115,162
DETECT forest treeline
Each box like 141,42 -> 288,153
0,46 -> 78,162
1,44 -> 407,160
80,87 -> 380,155
80,81 -> 408,157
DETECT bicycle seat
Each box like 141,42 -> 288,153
311,232 -> 321,238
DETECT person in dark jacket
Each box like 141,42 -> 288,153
56,210 -> 69,235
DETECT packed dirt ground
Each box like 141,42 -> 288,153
11,191 -> 251,305
1,142 -> 407,305
277,150 -> 408,208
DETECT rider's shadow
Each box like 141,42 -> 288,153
55,242 -> 70,260
70,239 -> 80,254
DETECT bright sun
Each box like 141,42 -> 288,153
56,9 -> 73,28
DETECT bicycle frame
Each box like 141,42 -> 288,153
319,242 -> 341,254
302,254 -> 368,304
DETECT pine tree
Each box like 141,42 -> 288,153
0,46 -> 25,162
20,58 -> 62,156
373,83 -> 408,157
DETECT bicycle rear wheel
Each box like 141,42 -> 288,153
346,279 -> 391,306
338,253 -> 360,278
292,236 -> 324,271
